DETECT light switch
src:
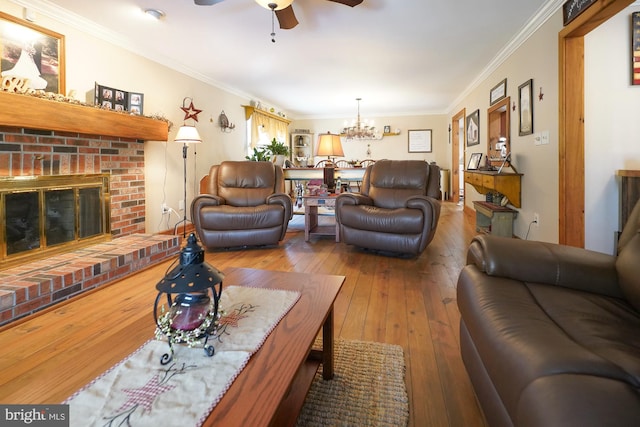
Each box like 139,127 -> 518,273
540,131 -> 549,145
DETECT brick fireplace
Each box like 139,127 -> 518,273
0,91 -> 174,325
0,125 -> 145,237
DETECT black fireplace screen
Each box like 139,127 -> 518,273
2,174 -> 110,262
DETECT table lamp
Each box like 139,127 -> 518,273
315,132 -> 344,192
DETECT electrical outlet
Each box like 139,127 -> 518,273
161,203 -> 169,214
179,200 -> 185,211
533,213 -> 539,227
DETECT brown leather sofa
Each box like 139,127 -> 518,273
457,200 -> 640,427
191,161 -> 292,249
335,159 -> 441,256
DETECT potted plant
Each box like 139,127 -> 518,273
265,138 -> 289,166
245,147 -> 270,162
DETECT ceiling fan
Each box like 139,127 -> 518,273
194,0 -> 363,30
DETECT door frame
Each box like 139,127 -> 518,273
558,0 -> 633,246
451,109 -> 466,204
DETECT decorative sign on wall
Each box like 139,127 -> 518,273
562,0 -> 597,26
633,12 -> 640,86
94,82 -> 144,115
408,129 -> 432,153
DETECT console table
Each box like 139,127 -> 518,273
464,170 -> 523,208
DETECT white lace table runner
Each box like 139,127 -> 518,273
65,286 -> 300,427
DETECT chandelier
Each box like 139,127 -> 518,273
342,98 -> 381,141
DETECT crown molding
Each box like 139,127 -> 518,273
8,0 -> 255,102
447,0 -> 565,114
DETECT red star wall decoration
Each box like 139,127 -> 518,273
181,100 -> 202,122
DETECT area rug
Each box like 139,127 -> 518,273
296,339 -> 409,427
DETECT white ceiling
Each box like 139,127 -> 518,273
14,0 -> 561,118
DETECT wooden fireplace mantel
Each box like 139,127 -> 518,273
0,91 -> 168,141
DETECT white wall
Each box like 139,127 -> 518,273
4,1 -> 637,250
290,115 -> 449,167
450,11 -> 563,242
0,1 -> 251,233
585,4 -> 640,254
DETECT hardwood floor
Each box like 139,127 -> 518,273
207,201 -> 486,427
0,201 -> 485,426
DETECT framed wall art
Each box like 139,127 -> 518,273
489,78 -> 507,105
562,0 -> 597,26
0,11 -> 65,94
408,129 -> 432,153
466,109 -> 480,146
518,79 -> 533,136
633,12 -> 640,85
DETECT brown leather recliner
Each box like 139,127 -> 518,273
335,159 -> 441,255
457,200 -> 640,427
191,161 -> 292,249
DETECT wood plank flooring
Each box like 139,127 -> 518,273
0,201 -> 485,426
206,201 -> 486,427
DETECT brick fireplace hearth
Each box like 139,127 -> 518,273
0,91 -> 171,325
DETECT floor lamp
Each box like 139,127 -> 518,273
174,125 -> 202,238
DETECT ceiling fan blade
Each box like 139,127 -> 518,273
275,6 -> 299,30
326,0 -> 363,7
194,0 -> 225,5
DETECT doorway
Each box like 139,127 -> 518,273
451,109 -> 466,204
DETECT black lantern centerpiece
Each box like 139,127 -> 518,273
154,233 -> 224,365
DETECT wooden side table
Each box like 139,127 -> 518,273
303,195 -> 339,242
473,201 -> 518,237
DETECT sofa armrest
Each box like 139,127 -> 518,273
466,235 -> 624,298
191,194 -> 225,220
192,194 -> 224,208
335,193 -> 373,223
406,196 -> 441,229
267,192 -> 293,220
335,193 -> 373,207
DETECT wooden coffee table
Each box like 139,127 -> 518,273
204,268 -> 344,426
0,266 -> 344,427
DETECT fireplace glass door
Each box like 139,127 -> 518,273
45,189 -> 75,246
5,192 -> 40,256
1,174 -> 110,267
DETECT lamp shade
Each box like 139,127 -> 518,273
315,132 -> 344,157
174,125 -> 202,144
255,0 -> 294,10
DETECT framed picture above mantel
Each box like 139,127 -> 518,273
0,11 -> 65,95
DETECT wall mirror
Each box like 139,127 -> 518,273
486,96 -> 510,168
